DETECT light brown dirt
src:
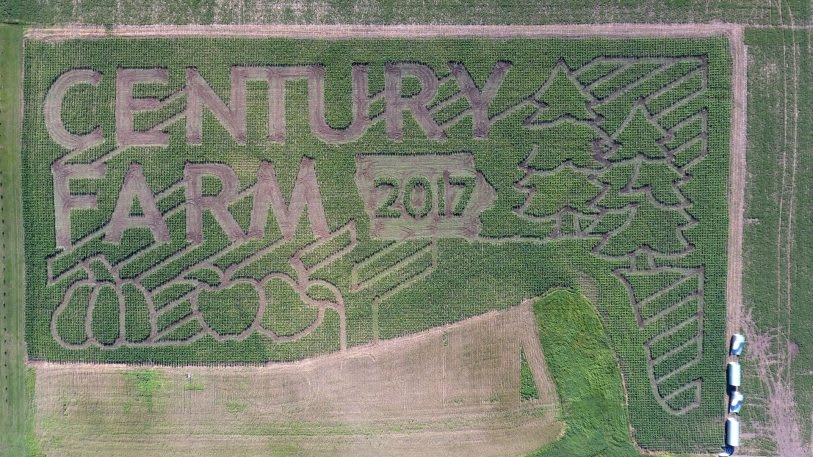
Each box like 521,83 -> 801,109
116,68 -> 171,147
25,23 -> 746,41
50,161 -> 106,249
308,64 -> 371,143
355,153 -> 497,240
741,309 -> 808,456
33,302 -> 561,457
43,69 -> 104,151
105,163 -> 170,243
726,25 -> 747,348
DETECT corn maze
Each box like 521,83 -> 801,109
20,35 -> 730,451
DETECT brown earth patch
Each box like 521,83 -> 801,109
33,301 -> 561,457
726,25 -> 747,346
741,309 -> 808,456
25,23 -> 745,41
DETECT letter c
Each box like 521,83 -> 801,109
44,69 -> 104,151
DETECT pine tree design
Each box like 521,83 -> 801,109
526,60 -> 597,124
514,145 -> 603,239
513,57 -> 710,415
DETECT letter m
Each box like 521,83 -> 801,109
249,158 -> 330,240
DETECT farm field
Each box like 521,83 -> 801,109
0,12 -> 782,457
0,0 -> 808,27
32,302 -> 562,457
30,291 -> 659,457
738,28 -> 813,456
13,30 -> 732,454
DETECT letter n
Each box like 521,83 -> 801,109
185,68 -> 248,145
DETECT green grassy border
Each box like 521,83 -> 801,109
532,290 -> 700,457
740,28 -> 813,452
0,24 -> 38,457
532,290 -> 638,456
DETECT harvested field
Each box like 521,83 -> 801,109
33,302 -> 562,457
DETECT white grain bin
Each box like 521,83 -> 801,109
729,390 -> 744,414
727,361 -> 741,388
726,417 -> 740,447
731,333 -> 746,356
717,444 -> 735,457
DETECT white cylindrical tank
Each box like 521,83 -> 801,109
731,334 -> 746,356
729,390 -> 744,414
727,361 -> 741,387
726,417 -> 740,447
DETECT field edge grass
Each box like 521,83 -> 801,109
532,290 -> 703,457
0,23 -> 37,457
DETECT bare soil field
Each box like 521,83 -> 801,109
32,302 -> 561,457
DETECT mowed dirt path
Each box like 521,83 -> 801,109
32,302 -> 561,457
27,23 -> 744,41
727,25 -> 747,346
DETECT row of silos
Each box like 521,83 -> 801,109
720,334 -> 745,455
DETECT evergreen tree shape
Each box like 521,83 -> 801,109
520,166 -> 602,218
530,61 -> 596,124
673,140 -> 704,168
589,210 -> 628,235
618,270 -> 687,303
632,161 -> 685,206
527,121 -> 604,171
599,199 -> 691,256
596,163 -> 637,209
608,105 -> 667,161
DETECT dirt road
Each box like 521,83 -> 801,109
26,23 -> 745,40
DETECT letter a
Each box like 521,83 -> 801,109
185,163 -> 246,243
106,164 -> 170,243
